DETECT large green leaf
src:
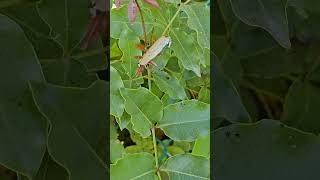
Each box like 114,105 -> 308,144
213,119 -> 320,179
120,87 -> 163,137
159,100 -> 210,141
0,14 -> 46,179
111,153 -> 155,180
160,154 -> 209,180
181,2 -> 210,49
30,81 -> 108,180
229,0 -> 291,48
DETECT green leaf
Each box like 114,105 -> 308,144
111,153 -> 155,180
159,100 -> 210,141
18,154 -> 69,180
40,60 -> 98,88
198,86 -> 210,103
37,0 -> 107,78
229,0 -> 291,48
37,0 -> 90,50
120,87 -> 163,137
213,119 -> 320,179
181,2 -> 210,49
160,154 -> 209,180
153,70 -> 187,100
110,140 -> 125,164
115,111 -> 131,130
283,80 -> 320,133
241,45 -> 305,78
30,81 -> 108,180
110,39 -> 122,60
110,66 -> 125,117
0,3 -> 63,60
170,30 -> 201,76
213,54 -> 251,122
288,0 -> 320,14
112,61 -> 145,88
0,14 -> 46,179
119,29 -> 141,79
192,134 -> 210,158
110,4 -> 153,39
161,94 -> 180,106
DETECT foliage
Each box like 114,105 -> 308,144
213,0 -> 320,179
0,0 -> 108,179
110,0 -> 210,179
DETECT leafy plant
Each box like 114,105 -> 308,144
0,0 -> 108,179
110,0 -> 210,179
213,0 -> 320,179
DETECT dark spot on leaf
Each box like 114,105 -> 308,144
188,150 -> 192,153
235,133 -> 240,137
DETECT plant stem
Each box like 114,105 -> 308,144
147,67 -> 152,91
152,127 -> 162,180
149,68 -> 160,179
135,0 -> 148,43
161,0 -> 192,36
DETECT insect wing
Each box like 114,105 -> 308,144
139,37 -> 170,65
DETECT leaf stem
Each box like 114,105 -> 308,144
147,67 -> 152,90
161,0 -> 192,36
152,127 -> 162,180
135,0 -> 148,43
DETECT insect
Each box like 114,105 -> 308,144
135,36 -> 171,76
